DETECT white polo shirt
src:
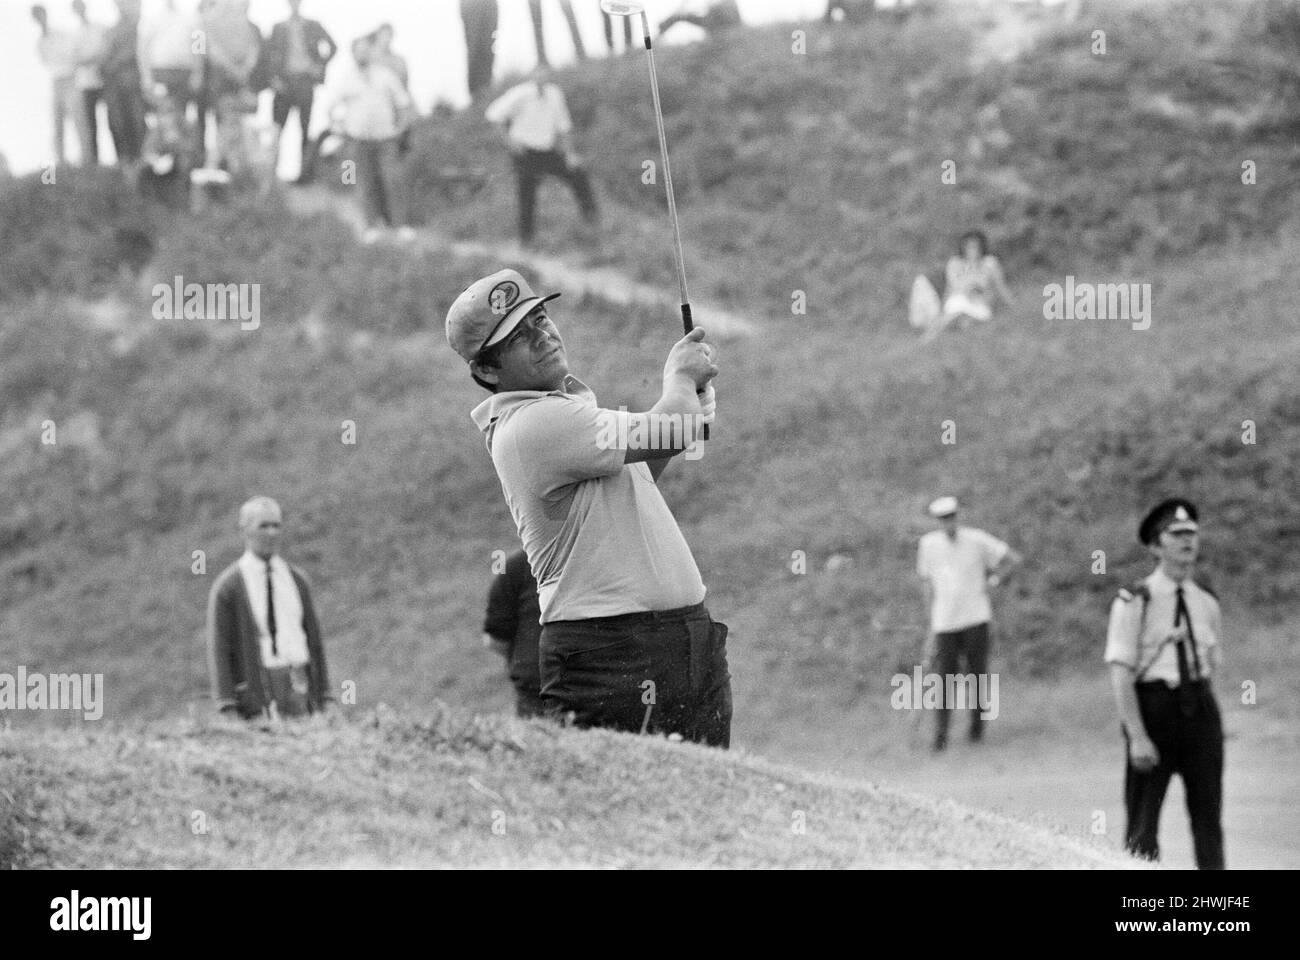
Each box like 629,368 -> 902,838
237,551 -> 310,668
1104,567 -> 1220,686
484,81 -> 573,152
917,526 -> 1009,633
471,376 -> 705,624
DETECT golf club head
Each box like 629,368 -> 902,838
599,0 -> 645,16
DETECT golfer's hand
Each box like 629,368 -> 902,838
664,327 -> 718,390
698,384 -> 716,424
1128,734 -> 1159,772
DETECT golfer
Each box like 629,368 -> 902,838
1105,498 -> 1225,869
447,269 -> 731,746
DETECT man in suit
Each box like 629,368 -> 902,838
207,496 -> 331,719
263,0 -> 337,183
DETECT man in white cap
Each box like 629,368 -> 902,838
207,496 -> 331,719
1105,497 -> 1225,869
916,495 -> 1021,750
446,269 -> 730,745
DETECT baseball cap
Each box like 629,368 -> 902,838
446,269 -> 561,363
1138,498 -> 1199,545
928,496 -> 958,518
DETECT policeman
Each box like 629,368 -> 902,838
1104,498 -> 1225,869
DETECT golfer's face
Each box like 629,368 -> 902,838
244,510 -> 283,558
494,307 -> 568,389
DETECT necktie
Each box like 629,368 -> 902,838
266,560 -> 278,657
1173,586 -> 1201,682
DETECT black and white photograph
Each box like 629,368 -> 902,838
0,0 -> 1295,911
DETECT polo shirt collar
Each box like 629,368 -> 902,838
470,375 -> 593,440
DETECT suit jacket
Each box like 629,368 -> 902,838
262,17 -> 336,84
207,559 -> 330,716
483,550 -> 542,695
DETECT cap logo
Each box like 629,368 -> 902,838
488,281 -> 521,316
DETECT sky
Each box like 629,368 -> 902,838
0,0 -> 842,175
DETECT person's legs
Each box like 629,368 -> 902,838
77,88 -> 101,164
558,0 -> 586,59
1124,685 -> 1179,862
528,0 -> 548,67
963,622 -> 991,741
514,686 -> 546,719
52,77 -> 74,164
374,137 -> 405,226
513,151 -> 542,243
539,619 -> 652,733
354,139 -> 387,227
533,148 -> 597,224
104,82 -> 144,162
931,630 -> 960,749
1181,686 -> 1225,870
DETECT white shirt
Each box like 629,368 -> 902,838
1104,567 -> 1220,687
332,64 -> 410,141
484,81 -> 573,152
72,21 -> 108,90
138,7 -> 202,74
917,526 -> 1009,633
237,551 -> 310,668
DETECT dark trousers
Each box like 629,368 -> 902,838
604,10 -> 634,50
104,80 -> 145,162
353,137 -> 405,227
514,686 -> 546,719
511,148 -> 597,243
1124,681 -> 1225,869
80,88 -> 104,164
539,603 -> 732,747
273,74 -> 318,161
460,0 -> 498,100
932,621 -> 990,745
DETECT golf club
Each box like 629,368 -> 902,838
601,0 -> 709,440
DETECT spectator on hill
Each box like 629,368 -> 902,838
529,0 -> 586,66
101,0 -> 146,163
370,23 -> 409,90
265,0 -> 337,184
460,0 -> 497,101
916,496 -> 1022,752
909,230 -> 1015,341
659,0 -> 742,37
484,67 -> 598,247
482,550 -> 545,718
70,0 -> 108,165
31,4 -> 81,166
201,0 -> 262,181
330,34 -> 415,243
208,496 -> 332,720
138,0 -> 204,165
446,269 -> 730,745
1105,498 -> 1226,870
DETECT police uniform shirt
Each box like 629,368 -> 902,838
1104,567 -> 1220,686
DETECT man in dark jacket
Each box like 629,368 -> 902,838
263,0 -> 336,182
483,550 -> 544,718
207,496 -> 331,719
101,0 -> 146,162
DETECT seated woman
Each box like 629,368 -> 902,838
910,230 -> 1014,340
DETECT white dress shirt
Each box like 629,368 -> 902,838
1105,567 -> 1220,687
484,81 -> 573,152
917,526 -> 1009,633
238,551 -> 310,668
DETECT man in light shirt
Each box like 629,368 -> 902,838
446,269 -> 729,745
31,4 -> 81,166
331,34 -> 414,241
1104,498 -> 1225,869
207,496 -> 331,719
484,67 -> 598,247
916,495 -> 1021,751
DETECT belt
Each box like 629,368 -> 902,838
1136,678 -> 1209,692
547,602 -> 705,628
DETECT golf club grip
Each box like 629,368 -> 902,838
681,303 -> 711,440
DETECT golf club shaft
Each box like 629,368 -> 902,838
640,12 -> 709,439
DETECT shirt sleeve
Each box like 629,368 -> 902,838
552,88 -> 573,135
1103,596 -> 1139,668
503,397 -> 629,499
977,530 -> 1009,569
916,538 -> 929,578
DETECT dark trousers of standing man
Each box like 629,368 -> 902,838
352,137 -> 405,227
104,80 -> 145,162
511,148 -> 598,244
460,0 -> 498,100
931,621 -> 990,747
1124,680 -> 1225,869
539,603 -> 732,747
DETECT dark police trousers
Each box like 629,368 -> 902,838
932,621 -> 990,745
1124,680 -> 1225,870
539,603 -> 732,747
